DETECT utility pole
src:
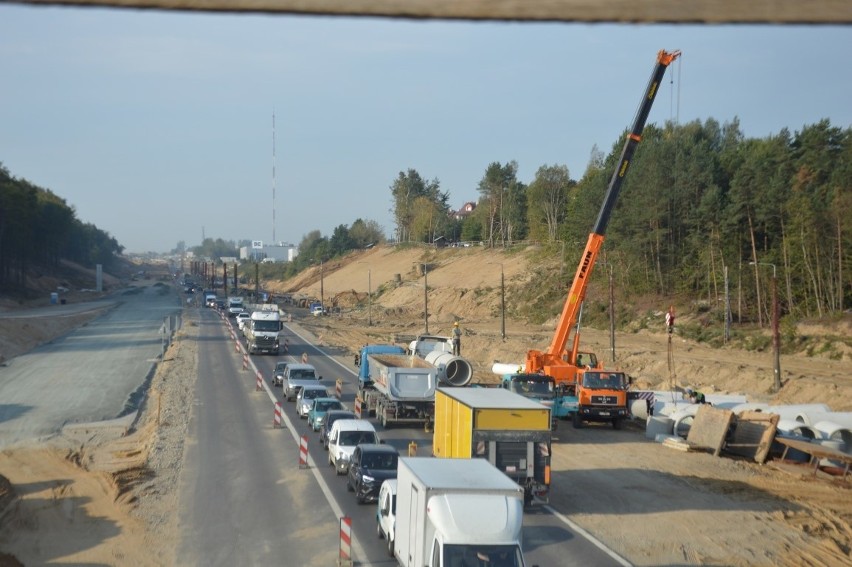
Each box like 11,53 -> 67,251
750,261 -> 781,391
608,264 -> 615,363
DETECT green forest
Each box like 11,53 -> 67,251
389,118 -> 851,326
0,164 -> 123,292
3,115 -> 849,332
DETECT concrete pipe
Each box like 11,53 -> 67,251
670,405 -> 700,438
645,415 -> 673,439
491,362 -> 525,376
630,398 -> 651,421
426,351 -> 473,386
765,404 -> 831,423
813,421 -> 852,448
777,420 -> 820,439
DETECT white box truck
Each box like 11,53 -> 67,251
394,457 -> 527,567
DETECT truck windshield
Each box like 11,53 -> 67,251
253,320 -> 279,332
443,544 -> 524,567
582,372 -> 628,390
510,378 -> 554,397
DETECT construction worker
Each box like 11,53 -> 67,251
685,387 -> 706,404
665,306 -> 675,334
452,321 -> 462,355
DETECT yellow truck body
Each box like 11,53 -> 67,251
433,387 -> 552,505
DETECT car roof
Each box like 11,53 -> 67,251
287,363 -> 316,371
326,409 -> 355,417
312,397 -> 341,404
330,419 -> 377,432
300,384 -> 327,391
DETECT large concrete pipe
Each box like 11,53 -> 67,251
426,351 -> 473,386
491,362 -> 525,376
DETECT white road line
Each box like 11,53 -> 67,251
543,504 -> 632,566
240,324 -> 369,563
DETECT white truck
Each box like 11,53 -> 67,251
227,296 -> 244,317
393,457 -> 528,567
243,309 -> 282,354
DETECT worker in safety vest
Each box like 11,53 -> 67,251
685,387 -> 706,404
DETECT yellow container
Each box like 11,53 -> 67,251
433,387 -> 550,458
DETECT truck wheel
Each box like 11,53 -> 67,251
377,522 -> 384,540
572,412 -> 583,429
612,418 -> 622,430
387,537 -> 394,557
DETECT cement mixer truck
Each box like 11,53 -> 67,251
356,344 -> 473,429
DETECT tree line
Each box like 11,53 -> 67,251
0,164 -> 123,292
389,118 -> 850,322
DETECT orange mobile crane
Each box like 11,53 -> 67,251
525,49 -> 681,429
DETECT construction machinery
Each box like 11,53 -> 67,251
524,49 -> 681,429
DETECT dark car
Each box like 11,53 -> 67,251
215,299 -> 226,310
320,409 -> 356,449
346,443 -> 399,504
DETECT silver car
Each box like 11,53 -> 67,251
296,384 -> 329,418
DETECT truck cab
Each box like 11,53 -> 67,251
570,370 -> 631,429
394,458 -> 527,567
227,296 -> 244,317
244,309 -> 282,354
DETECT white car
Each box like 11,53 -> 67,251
376,479 -> 398,557
236,312 -> 251,331
327,419 -> 378,475
296,384 -> 329,418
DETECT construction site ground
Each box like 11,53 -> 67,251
1,246 -> 851,565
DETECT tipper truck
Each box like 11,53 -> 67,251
356,344 -> 474,428
359,354 -> 439,428
393,457 -> 528,567
433,387 -> 552,506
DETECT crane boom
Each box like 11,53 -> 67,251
526,49 -> 681,382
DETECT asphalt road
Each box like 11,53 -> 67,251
0,284 -> 179,450
0,288 -> 630,565
253,311 -> 629,567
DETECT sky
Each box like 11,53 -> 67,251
1,7 -> 850,254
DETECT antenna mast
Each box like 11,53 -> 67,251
272,111 -> 276,244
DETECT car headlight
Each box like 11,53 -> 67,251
361,474 -> 375,484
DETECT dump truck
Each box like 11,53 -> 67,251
393,457 -> 527,567
433,387 -> 552,506
358,354 -> 438,428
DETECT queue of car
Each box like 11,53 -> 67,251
273,356 -> 401,527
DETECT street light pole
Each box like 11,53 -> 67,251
750,261 -> 781,392
423,264 -> 429,333
320,258 -> 324,312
